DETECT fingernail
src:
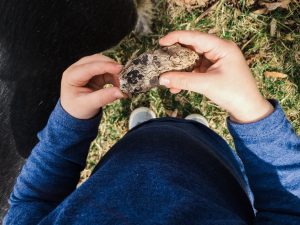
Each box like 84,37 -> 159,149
159,77 -> 170,86
159,37 -> 169,44
115,91 -> 125,98
159,37 -> 165,42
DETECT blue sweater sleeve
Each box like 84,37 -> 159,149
227,100 -> 300,224
4,101 -> 101,225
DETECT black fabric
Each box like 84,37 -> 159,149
0,1 -> 137,220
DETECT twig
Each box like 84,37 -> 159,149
194,0 -> 220,24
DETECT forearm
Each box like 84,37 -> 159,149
9,101 -> 100,205
228,100 -> 300,223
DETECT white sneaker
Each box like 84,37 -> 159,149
185,114 -> 209,127
129,107 -> 156,129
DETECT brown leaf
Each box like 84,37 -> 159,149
165,109 -> 179,117
264,71 -> 288,78
259,0 -> 291,11
276,31 -> 281,39
246,53 -> 260,65
234,9 -> 242,18
171,109 -> 178,118
246,0 -> 256,6
284,20 -> 295,25
295,52 -> 300,65
172,0 -> 209,8
253,8 -> 268,15
270,18 -> 277,37
208,27 -> 219,34
284,33 -> 294,41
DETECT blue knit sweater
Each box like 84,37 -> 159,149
4,100 -> 300,224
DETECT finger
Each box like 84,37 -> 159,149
73,54 -> 117,66
66,61 -> 122,87
198,56 -> 213,73
159,30 -> 233,62
86,87 -> 125,108
193,55 -> 212,73
109,73 -> 121,87
159,71 -> 212,93
88,73 -> 120,90
102,73 -> 120,87
170,88 -> 181,94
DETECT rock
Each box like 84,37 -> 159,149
120,44 -> 200,95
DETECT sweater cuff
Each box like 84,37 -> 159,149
227,100 -> 287,139
50,100 -> 102,132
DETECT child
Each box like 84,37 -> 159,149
4,31 -> 300,224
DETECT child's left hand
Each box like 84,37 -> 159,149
61,54 -> 125,119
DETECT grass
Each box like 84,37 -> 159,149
80,0 -> 300,181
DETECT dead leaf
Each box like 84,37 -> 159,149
246,50 -> 268,66
264,71 -> 288,78
208,27 -> 219,34
295,52 -> 300,65
171,109 -> 178,117
284,20 -> 295,25
270,18 -> 277,37
284,33 -> 294,41
172,0 -> 209,8
253,8 -> 268,15
246,53 -> 260,65
234,9 -> 242,18
246,0 -> 256,6
165,109 -> 179,117
276,31 -> 281,39
259,0 -> 291,11
194,0 -> 219,23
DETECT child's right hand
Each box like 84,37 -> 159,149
60,54 -> 125,120
159,31 -> 274,123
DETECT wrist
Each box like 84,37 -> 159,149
51,100 -> 102,131
61,96 -> 99,120
229,98 -> 274,124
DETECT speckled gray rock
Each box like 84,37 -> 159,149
120,44 -> 200,95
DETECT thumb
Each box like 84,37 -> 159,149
86,87 -> 125,108
159,71 -> 210,94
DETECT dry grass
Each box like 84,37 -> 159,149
80,0 -> 300,181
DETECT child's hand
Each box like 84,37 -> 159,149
61,54 -> 125,119
159,31 -> 274,123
